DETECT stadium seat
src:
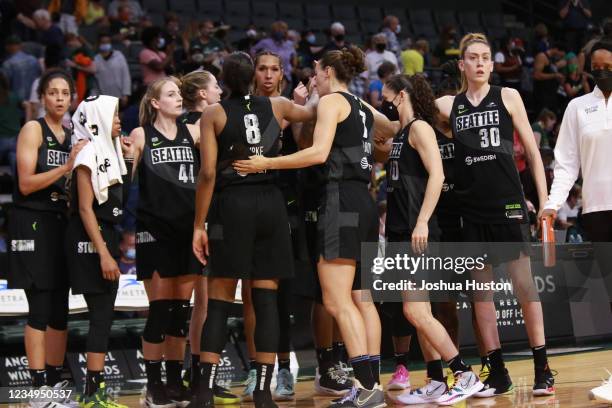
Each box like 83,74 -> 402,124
481,11 -> 504,28
169,0 -> 197,13
412,23 -> 437,38
346,34 -> 363,46
409,9 -> 434,27
341,20 -> 360,35
226,29 -> 244,44
434,10 -> 458,28
331,4 -> 358,21
252,1 -> 278,18
457,11 -> 481,27
487,26 -> 508,41
278,3 -> 303,19
252,15 -> 277,29
285,17 -> 305,31
142,0 -> 168,13
305,4 -> 331,20
462,25 -> 486,35
225,14 -> 251,27
148,12 -> 165,26
357,6 -> 383,23
361,21 -> 381,35
383,7 -> 407,21
198,0 -> 224,18
225,0 -> 250,16
306,18 -> 331,32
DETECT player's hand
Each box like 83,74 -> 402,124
101,254 -> 120,281
293,83 -> 308,106
66,139 -> 89,170
193,227 -> 209,265
120,135 -> 134,158
233,155 -> 270,174
412,221 -> 428,255
538,208 -> 556,232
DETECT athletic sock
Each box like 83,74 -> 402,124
333,342 -> 348,365
278,359 -> 290,372
253,362 -> 274,394
487,349 -> 506,373
45,364 -> 63,386
394,352 -> 410,369
427,360 -> 445,382
349,355 -> 375,390
85,370 -> 103,396
316,347 -> 334,372
197,362 -> 217,395
369,355 -> 381,385
166,360 -> 183,388
30,369 -> 46,388
191,354 -> 200,389
145,359 -> 163,386
532,345 -> 548,371
447,354 -> 469,374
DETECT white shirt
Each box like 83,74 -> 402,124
365,50 -> 399,82
494,51 -> 505,64
557,201 -> 580,222
94,51 -> 132,98
545,87 -> 612,214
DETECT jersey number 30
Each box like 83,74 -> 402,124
479,127 -> 500,148
244,114 -> 262,144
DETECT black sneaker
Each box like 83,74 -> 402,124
166,383 -> 191,408
213,385 -> 240,405
533,366 -> 555,396
253,390 -> 278,408
315,367 -> 353,396
185,390 -> 214,408
143,383 -> 175,408
474,368 -> 513,397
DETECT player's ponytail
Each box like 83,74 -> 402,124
320,45 -> 366,85
458,32 -> 491,93
139,76 -> 182,126
385,74 -> 438,125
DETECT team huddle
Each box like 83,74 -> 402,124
9,32 -> 563,408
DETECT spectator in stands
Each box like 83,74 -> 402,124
349,72 -> 368,99
381,15 -> 402,60
65,33 -> 97,103
1,35 -> 41,103
579,18 -> 612,73
433,26 -> 460,66
26,45 -> 69,122
18,9 -> 64,49
368,60 -> 396,109
0,73 -> 21,175
110,5 -> 139,44
564,51 -> 591,100
556,185 -> 582,230
139,26 -> 174,85
534,23 -> 550,53
47,0 -> 86,35
531,108 -> 557,149
558,0 -> 592,53
296,30 -> 320,70
108,0 -> 144,22
320,22 -> 349,55
165,13 -> 187,63
365,33 -> 399,82
94,33 -> 131,106
251,21 -> 297,82
190,20 -> 226,68
119,231 -> 137,275
236,25 -> 259,52
83,0 -> 108,27
533,41 -> 566,115
12,1 -> 43,42
494,37 -> 523,91
401,38 -> 428,76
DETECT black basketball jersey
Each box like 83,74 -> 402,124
324,92 -> 374,184
435,128 -> 460,226
13,118 -> 71,212
179,111 -> 202,125
385,119 -> 439,236
137,122 -> 199,240
450,86 -> 527,223
277,126 -> 298,190
70,174 -> 126,224
216,95 -> 281,190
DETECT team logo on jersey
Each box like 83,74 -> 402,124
486,101 -> 497,108
46,137 -> 52,142
389,142 -> 402,159
465,154 -> 497,166
150,146 -> 194,164
50,192 -> 59,202
182,138 -> 190,144
11,240 -> 35,252
455,110 -> 500,131
457,104 -> 468,114
47,150 -> 69,167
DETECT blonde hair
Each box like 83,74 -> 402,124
459,33 -> 491,93
180,70 -> 215,111
139,76 -> 182,126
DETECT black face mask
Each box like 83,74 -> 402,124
381,99 -> 399,121
333,34 -> 345,43
375,43 -> 386,52
592,69 -> 612,92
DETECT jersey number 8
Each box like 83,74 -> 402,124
479,127 -> 500,148
244,114 -> 262,144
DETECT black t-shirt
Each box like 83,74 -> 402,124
450,86 -> 527,224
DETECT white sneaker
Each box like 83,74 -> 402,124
51,380 -> 79,408
590,371 -> 612,403
29,386 -> 71,408
392,379 -> 446,404
273,368 -> 295,400
241,368 -> 257,402
436,371 -> 484,406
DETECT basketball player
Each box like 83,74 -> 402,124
190,52 -> 317,408
233,46 -> 397,408
130,77 -> 202,407
376,74 -> 483,405
179,71 -> 239,405
9,69 -> 86,405
66,95 -> 131,407
435,33 -> 555,397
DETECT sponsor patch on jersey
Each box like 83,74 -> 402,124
585,105 -> 598,114
465,154 -> 497,166
505,209 -> 524,220
112,207 -> 123,217
442,182 -> 454,192
47,150 -> 69,167
150,146 -> 194,164
486,101 -> 497,108
505,203 -> 522,210
11,240 -> 35,252
182,138 -> 190,144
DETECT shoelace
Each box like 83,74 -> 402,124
337,385 -> 358,404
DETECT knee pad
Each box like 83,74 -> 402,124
201,299 -> 232,354
85,293 -> 116,353
166,300 -> 191,338
143,299 -> 173,343
48,289 -> 69,331
25,289 -> 51,331
252,288 -> 279,353
392,303 -> 415,337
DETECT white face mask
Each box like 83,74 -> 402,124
395,24 -> 401,34
246,29 -> 257,38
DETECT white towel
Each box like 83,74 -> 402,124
71,95 -> 127,204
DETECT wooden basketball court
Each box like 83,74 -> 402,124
114,349 -> 612,407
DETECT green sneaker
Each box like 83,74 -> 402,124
78,383 -> 128,408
